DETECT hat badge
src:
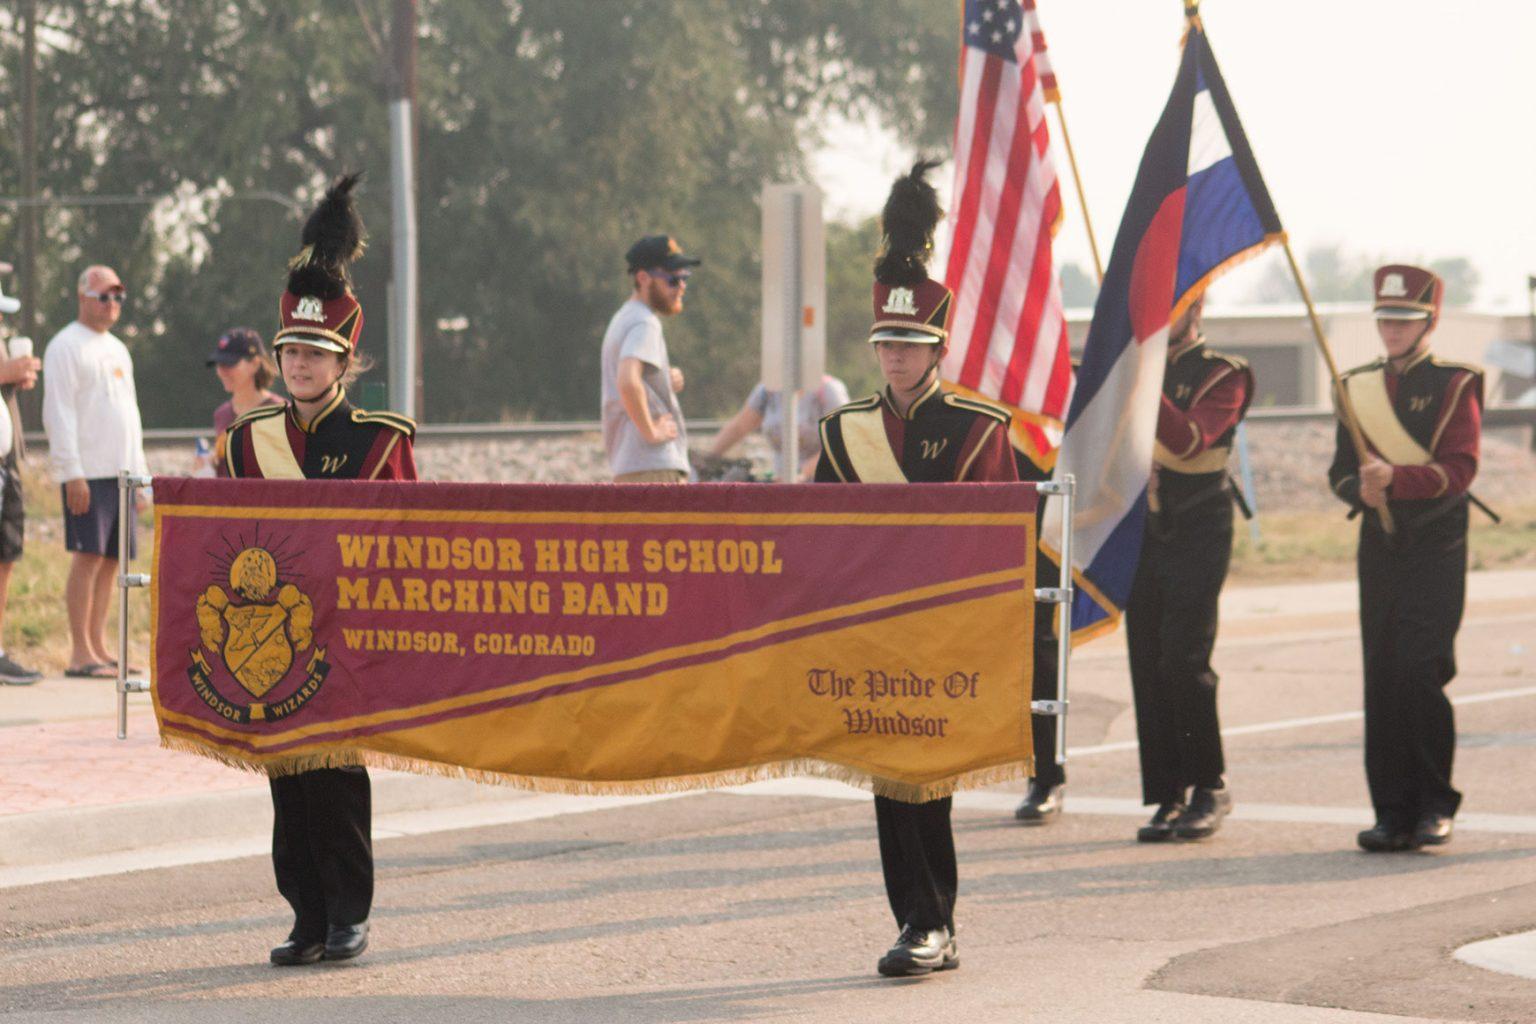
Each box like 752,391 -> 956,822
882,288 -> 919,316
1379,273 -> 1407,298
293,296 -> 326,322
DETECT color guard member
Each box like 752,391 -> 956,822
1127,296 -> 1252,842
1328,264 -> 1482,852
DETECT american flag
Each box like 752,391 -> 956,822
942,0 -> 1072,469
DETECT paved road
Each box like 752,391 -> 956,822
2,573 -> 1535,1022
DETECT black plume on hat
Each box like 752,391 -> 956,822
286,172 -> 367,300
874,159 -> 944,288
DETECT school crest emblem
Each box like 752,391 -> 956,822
190,542 -> 330,723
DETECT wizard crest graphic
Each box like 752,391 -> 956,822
189,537 -> 330,723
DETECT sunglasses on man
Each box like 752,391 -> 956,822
647,270 -> 691,287
84,290 -> 128,304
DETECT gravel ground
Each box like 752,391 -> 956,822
144,422 -> 1536,514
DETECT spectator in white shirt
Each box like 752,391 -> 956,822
42,265 -> 149,678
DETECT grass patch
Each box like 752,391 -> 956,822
7,458 -> 152,673
1231,503 -> 1536,584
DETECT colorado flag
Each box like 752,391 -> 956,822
1043,17 -> 1283,641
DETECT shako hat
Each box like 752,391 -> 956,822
869,160 -> 952,344
274,173 -> 367,354
1373,264 -> 1443,325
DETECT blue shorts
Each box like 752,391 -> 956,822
62,478 -> 138,560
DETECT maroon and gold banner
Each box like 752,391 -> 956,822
150,479 -> 1036,802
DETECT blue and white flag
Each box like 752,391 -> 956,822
1043,16 -> 1283,641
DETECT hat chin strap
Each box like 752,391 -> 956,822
1389,322 -> 1434,370
290,378 -> 342,406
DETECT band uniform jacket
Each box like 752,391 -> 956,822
1151,338 -> 1254,522
1328,351 -> 1482,544
223,388 -> 417,482
814,378 -> 1017,485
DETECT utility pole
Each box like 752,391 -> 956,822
18,0 -> 40,429
387,0 -> 420,420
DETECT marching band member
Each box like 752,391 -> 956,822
1127,296 -> 1253,842
223,174 -> 416,964
815,161 -> 1017,977
1328,264 -> 1482,853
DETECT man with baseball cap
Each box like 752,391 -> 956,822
816,162 -> 1017,978
1328,264 -> 1484,852
599,235 -> 699,482
0,263 -> 42,684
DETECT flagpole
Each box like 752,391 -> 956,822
1280,238 -> 1396,534
1051,97 -> 1103,283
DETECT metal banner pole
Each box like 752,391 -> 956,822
1053,475 -> 1074,767
116,472 -> 152,740
1031,476 -> 1074,768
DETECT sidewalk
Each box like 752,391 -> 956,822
4,568 -> 1533,883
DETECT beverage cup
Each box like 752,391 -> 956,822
8,336 -> 32,360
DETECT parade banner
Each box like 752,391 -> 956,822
150,479 -> 1036,802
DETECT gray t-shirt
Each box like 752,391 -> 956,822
746,376 -> 851,464
600,299 -> 689,476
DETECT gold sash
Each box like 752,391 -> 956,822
839,408 -> 907,483
249,413 -> 306,480
1153,441 -> 1231,474
1343,369 -> 1432,466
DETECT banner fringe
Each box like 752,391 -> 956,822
158,733 -> 1031,805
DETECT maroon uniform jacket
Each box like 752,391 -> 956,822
223,388 -> 417,481
814,379 -> 1018,485
1328,352 -> 1481,533
1151,338 -> 1253,514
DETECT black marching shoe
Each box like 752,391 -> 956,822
1414,813 -> 1454,847
1174,787 -> 1232,840
270,935 -> 326,966
877,925 -> 956,977
1014,781 -> 1063,826
1136,801 -> 1186,843
1357,823 -> 1420,853
323,921 -> 370,961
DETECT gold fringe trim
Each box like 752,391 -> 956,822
158,733 -> 1031,806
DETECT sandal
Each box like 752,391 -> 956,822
101,660 -> 144,676
64,663 -> 116,679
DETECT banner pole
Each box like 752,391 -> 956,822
115,473 -> 152,740
1054,474 -> 1073,767
116,474 -> 131,740
1051,99 -> 1104,284
1280,238 -> 1394,534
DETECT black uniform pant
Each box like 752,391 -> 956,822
1125,503 -> 1232,806
1358,515 -> 1466,829
875,795 -> 955,933
270,766 -> 373,940
1030,635 -> 1064,788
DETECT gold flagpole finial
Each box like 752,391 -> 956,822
1184,0 -> 1201,14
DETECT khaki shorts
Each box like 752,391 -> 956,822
613,469 -> 688,484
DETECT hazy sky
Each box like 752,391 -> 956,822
814,0 -> 1536,310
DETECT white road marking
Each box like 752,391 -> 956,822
1068,683 -> 1536,757
1456,930 -> 1536,980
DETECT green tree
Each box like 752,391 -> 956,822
3,0 -> 959,426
